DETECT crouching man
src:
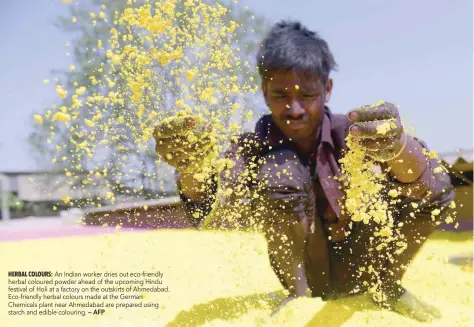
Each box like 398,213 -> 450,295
153,20 -> 454,322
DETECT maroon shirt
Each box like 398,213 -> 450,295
178,106 -> 453,241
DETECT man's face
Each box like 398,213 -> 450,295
262,69 -> 332,144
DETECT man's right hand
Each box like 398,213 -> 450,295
153,111 -> 217,174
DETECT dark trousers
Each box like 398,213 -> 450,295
302,206 -> 438,300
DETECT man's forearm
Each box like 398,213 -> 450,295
178,172 -> 215,201
387,133 -> 428,183
176,171 -> 219,229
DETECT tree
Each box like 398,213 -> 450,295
29,0 -> 270,207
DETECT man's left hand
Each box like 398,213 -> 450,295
347,101 -> 406,162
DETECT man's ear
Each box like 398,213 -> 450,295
324,78 -> 333,103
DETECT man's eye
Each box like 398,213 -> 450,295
272,94 -> 287,98
302,93 -> 318,98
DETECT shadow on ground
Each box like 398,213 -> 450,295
165,290 -> 379,327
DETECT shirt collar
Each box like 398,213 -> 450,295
320,106 -> 335,150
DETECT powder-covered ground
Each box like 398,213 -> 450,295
1,228 -> 472,327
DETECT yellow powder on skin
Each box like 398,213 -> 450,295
34,3 -> 460,313
376,122 -> 392,135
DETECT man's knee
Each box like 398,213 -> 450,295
395,198 -> 456,241
254,149 -> 314,223
257,149 -> 311,188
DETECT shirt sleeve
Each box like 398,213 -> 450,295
176,133 -> 257,229
176,171 -> 218,229
384,137 -> 455,218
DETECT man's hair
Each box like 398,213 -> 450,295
257,20 -> 337,84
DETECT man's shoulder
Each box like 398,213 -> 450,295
330,112 -> 352,132
225,115 -> 273,158
326,111 -> 352,154
226,131 -> 262,158
233,114 -> 271,143
328,111 -> 352,144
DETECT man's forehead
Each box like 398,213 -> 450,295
266,69 -> 322,89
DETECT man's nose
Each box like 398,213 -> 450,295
286,100 -> 306,118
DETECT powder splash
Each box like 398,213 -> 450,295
33,0 -> 260,217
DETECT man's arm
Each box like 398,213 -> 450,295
176,134 -> 257,229
176,170 -> 219,229
345,102 -> 454,204
383,136 -> 455,205
177,172 -> 213,201
386,133 -> 427,183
